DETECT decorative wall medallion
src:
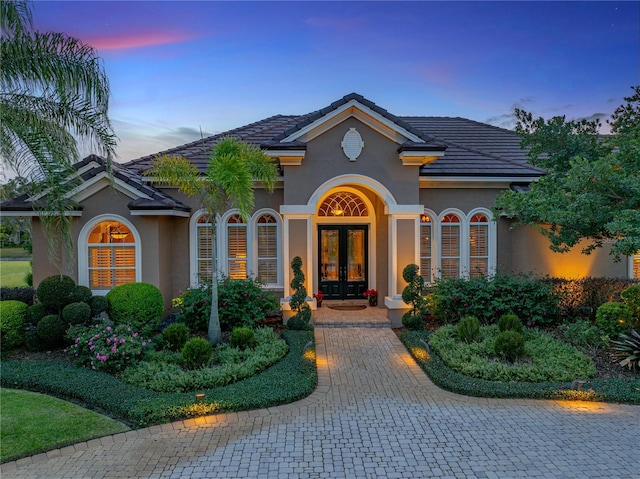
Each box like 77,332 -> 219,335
341,128 -> 364,161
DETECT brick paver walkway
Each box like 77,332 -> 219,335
2,328 -> 639,478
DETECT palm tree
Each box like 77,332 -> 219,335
146,137 -> 279,345
0,0 -> 116,271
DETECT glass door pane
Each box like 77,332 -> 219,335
347,229 -> 365,281
320,229 -> 339,281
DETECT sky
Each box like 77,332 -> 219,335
23,1 -> 640,164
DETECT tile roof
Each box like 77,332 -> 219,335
122,93 -> 544,178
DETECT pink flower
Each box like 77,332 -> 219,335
142,342 -> 146,346
133,333 -> 138,338
106,326 -> 111,331
120,338 -> 125,343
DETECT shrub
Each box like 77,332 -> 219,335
400,264 -> 426,330
25,303 -> 48,325
62,302 -> 92,325
0,286 -> 36,305
182,337 -> 213,370
494,330 -> 525,363
561,320 -> 609,352
229,327 -> 257,350
36,314 -> 66,348
173,283 -> 212,333
610,328 -> 640,371
106,282 -> 164,333
0,300 -> 27,350
621,285 -> 640,328
161,322 -> 190,352
402,313 -> 424,331
89,296 -> 109,317
596,302 -> 633,337
71,285 -> 93,304
431,274 -> 559,326
287,256 -> 312,331
218,277 -> 280,330
65,323 -> 153,373
36,275 -> 76,311
457,316 -> 480,343
497,313 -> 523,334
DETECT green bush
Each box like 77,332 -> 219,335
25,303 -> 48,325
287,256 -> 312,331
0,300 -> 27,350
62,302 -> 92,325
229,327 -> 257,350
431,274 -> 559,326
218,277 -> 279,330
173,283 -> 212,333
181,337 -> 213,370
36,275 -> 76,311
596,302 -> 633,337
457,316 -> 480,343
71,285 -> 92,304
561,320 -> 609,352
610,328 -> 640,371
621,285 -> 640,328
106,282 -> 164,333
162,322 -> 190,352
89,296 -> 108,317
494,330 -> 526,363
402,313 -> 424,331
497,313 -> 523,334
36,314 -> 66,349
65,323 -> 154,373
0,286 -> 35,305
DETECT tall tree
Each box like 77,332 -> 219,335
146,137 -> 279,345
0,0 -> 116,271
495,86 -> 640,261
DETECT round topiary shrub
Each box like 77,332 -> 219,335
457,315 -> 480,343
494,330 -> 526,363
89,296 -> 109,317
105,282 -> 164,333
0,300 -> 28,350
62,302 -> 92,325
596,302 -> 633,337
36,275 -> 76,311
36,314 -> 66,348
71,285 -> 92,304
402,313 -> 424,331
25,303 -> 48,326
497,313 -> 523,334
162,322 -> 190,352
181,337 -> 213,370
229,327 -> 257,350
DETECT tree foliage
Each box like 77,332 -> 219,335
145,137 -> 279,345
495,86 -> 640,260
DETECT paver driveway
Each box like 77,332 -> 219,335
2,328 -> 639,478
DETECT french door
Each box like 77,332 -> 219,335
318,225 -> 368,299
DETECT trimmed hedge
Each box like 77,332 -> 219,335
0,287 -> 35,306
401,331 -> 640,404
0,330 -> 316,427
0,300 -> 28,350
106,282 -> 164,333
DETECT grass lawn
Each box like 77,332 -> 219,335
0,260 -> 31,287
0,388 -> 130,463
0,247 -> 31,259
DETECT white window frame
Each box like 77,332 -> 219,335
251,208 -> 282,287
438,208 -> 465,279
631,253 -> 640,280
220,209 -> 249,280
420,208 -> 438,284
189,209 -> 222,286
467,208 -> 497,278
77,214 -> 141,295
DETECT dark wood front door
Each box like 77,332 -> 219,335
318,225 -> 368,299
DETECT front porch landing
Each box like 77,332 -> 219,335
313,300 -> 391,328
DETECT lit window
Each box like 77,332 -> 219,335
318,191 -> 368,217
420,214 -> 432,283
441,214 -> 460,279
256,214 -> 278,284
196,215 -> 213,281
87,220 -> 136,289
469,213 -> 489,278
633,253 -> 640,279
227,214 -> 247,279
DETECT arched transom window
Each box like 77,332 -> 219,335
318,191 -> 368,217
87,220 -> 136,289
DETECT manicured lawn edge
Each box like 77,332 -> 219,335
400,331 -> 640,405
0,330 -> 316,428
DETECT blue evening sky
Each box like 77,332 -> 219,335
29,1 -> 640,162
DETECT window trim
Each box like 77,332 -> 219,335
420,208 -> 438,284
467,208 -> 497,278
631,253 -> 640,280
251,208 -> 283,287
189,209 -> 221,286
78,214 -> 141,295
438,209 -> 464,279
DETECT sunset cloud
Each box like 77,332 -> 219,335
85,31 -> 199,51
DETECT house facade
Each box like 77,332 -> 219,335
4,93 -> 638,325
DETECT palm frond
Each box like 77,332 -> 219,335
145,155 -> 203,196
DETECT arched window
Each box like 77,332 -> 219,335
632,252 -> 640,279
420,214 -> 433,283
255,213 -> 278,285
80,217 -> 140,292
196,214 -> 213,281
440,213 -> 461,279
227,214 -> 247,279
469,213 -> 489,278
318,191 -> 368,217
